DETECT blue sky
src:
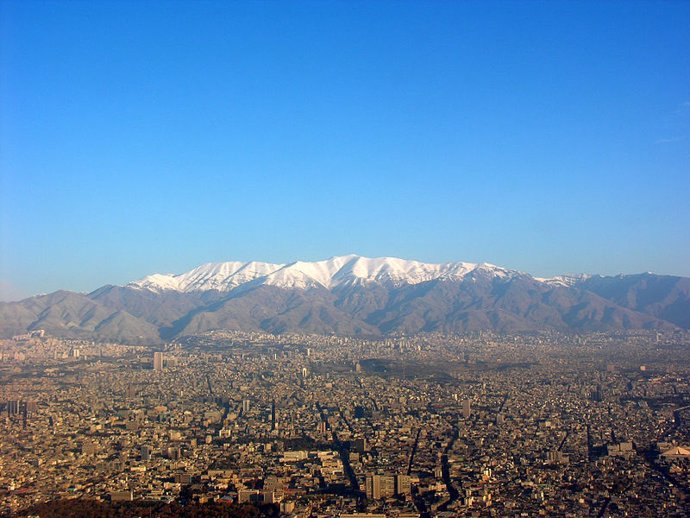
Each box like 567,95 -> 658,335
1,1 -> 689,300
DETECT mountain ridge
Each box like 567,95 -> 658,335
127,255 -> 517,292
1,255 -> 688,343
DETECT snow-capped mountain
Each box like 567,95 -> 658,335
128,261 -> 284,292
2,255 -> 688,343
127,255 -> 518,292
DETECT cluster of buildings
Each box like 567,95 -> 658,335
0,329 -> 689,517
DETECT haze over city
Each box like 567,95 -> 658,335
1,1 -> 690,300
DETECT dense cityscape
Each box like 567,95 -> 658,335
1,330 -> 689,517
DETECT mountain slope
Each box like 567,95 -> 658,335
171,285 -> 379,337
351,269 -> 668,334
575,273 -> 690,329
89,285 -> 225,328
0,291 -> 160,343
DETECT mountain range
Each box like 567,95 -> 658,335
1,255 -> 689,343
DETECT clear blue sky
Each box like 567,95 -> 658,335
1,1 -> 689,300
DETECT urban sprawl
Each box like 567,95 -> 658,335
1,330 -> 689,517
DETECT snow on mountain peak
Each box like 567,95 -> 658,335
128,261 -> 284,292
535,273 -> 590,287
127,255 -> 520,293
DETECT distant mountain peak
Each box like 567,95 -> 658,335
126,255 -> 521,293
128,260 -> 284,293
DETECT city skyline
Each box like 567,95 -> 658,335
2,1 -> 689,300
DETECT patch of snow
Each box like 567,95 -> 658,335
535,274 -> 590,287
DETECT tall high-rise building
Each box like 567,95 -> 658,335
242,399 -> 250,413
20,400 -> 36,429
366,473 -> 398,499
141,445 -> 151,461
592,384 -> 604,402
7,400 -> 20,416
462,399 -> 471,419
353,438 -> 368,453
153,351 -> 164,372
366,473 -> 381,500
395,474 -> 412,495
